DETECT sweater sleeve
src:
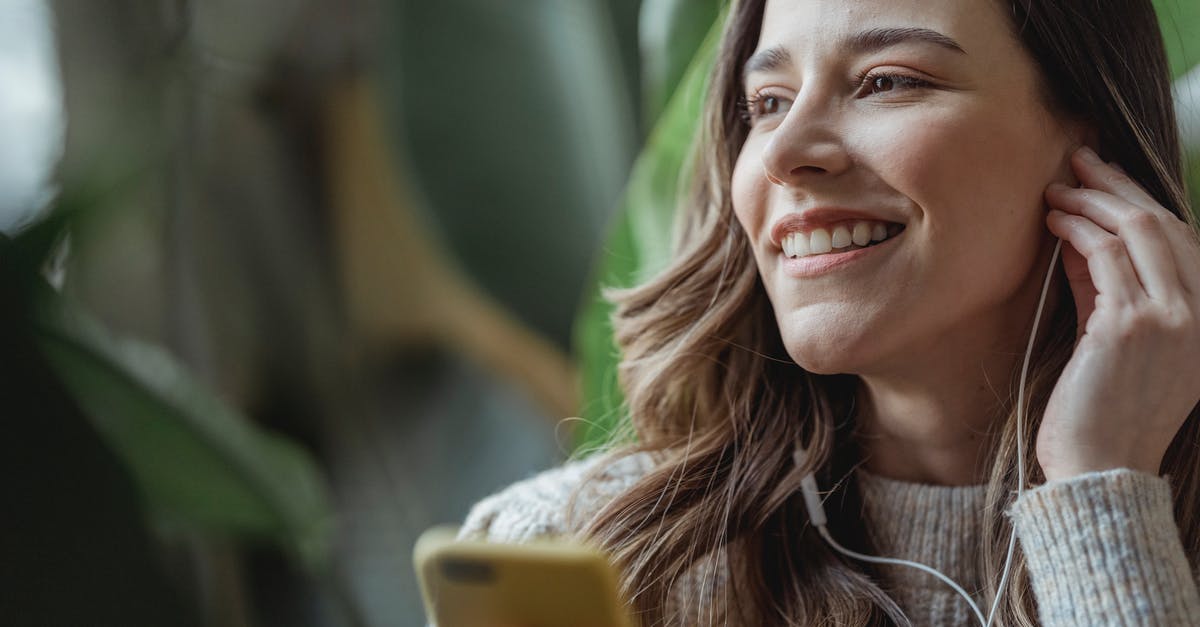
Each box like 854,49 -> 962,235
1007,467 -> 1200,626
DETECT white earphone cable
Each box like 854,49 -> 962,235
796,238 -> 1063,627
984,237 -> 1062,627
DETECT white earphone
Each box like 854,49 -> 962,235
795,238 -> 1064,627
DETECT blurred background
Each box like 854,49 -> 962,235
0,1 -> 1195,625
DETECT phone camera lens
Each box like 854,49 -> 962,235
441,558 -> 496,584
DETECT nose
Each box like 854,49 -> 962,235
760,95 -> 852,187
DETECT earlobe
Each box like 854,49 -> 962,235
1081,126 -> 1100,157
1068,122 -> 1100,158
1056,122 -> 1098,187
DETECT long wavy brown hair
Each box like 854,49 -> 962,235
572,0 -> 1199,624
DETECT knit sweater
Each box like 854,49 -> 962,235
456,451 -> 1200,626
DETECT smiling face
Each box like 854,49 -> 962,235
731,0 -> 1082,376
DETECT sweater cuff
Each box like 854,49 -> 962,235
1007,468 -> 1200,626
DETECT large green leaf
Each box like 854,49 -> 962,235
33,298 -> 333,573
1154,0 -> 1200,219
1155,0 -> 1200,80
639,0 -> 723,124
573,9 -> 726,452
385,0 -> 638,348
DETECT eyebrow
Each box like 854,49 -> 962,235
742,27 -> 966,77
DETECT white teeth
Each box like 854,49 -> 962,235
831,225 -> 852,249
794,231 -> 810,256
852,222 -> 872,246
782,220 -> 899,259
809,228 -> 833,255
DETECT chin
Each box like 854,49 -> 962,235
788,350 -> 858,375
779,318 -> 880,375
772,306 -> 888,372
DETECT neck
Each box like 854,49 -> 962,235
854,378 -> 999,486
852,315 -> 1030,486
850,238 -> 1065,487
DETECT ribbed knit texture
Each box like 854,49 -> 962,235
857,467 -> 988,625
454,452 -> 1200,626
1007,469 -> 1200,626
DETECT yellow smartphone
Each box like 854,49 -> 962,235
414,526 -> 636,627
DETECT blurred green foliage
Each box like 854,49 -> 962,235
574,3 -> 724,452
4,188 -> 334,624
36,304 -> 333,572
639,0 -> 723,123
1156,0 -> 1200,78
385,0 -> 640,349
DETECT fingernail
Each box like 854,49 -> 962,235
1109,161 -> 1126,174
1077,145 -> 1101,163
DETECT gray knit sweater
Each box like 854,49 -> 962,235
457,452 -> 1200,625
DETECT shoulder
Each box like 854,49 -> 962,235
456,449 -> 660,544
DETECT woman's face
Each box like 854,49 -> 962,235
732,0 -> 1081,375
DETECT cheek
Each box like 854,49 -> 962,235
857,103 -> 1061,238
845,103 -> 1066,310
731,141 -> 769,236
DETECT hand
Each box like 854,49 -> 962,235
1037,146 -> 1200,481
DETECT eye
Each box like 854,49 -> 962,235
857,71 -> 930,97
739,92 -> 792,124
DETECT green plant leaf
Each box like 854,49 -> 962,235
639,0 -> 723,124
33,296 -> 333,573
1152,1 -> 1199,220
573,8 -> 726,452
1155,0 -> 1200,80
573,208 -> 638,452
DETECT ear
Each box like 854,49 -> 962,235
1056,118 -> 1099,186
1065,118 -> 1100,157
1081,124 -> 1100,156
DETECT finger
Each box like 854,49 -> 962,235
1060,147 -> 1200,297
1045,183 -> 1182,301
1071,146 -> 1165,215
1058,240 -> 1097,333
1159,218 -> 1200,296
1046,209 -> 1146,305
1071,145 -> 1200,294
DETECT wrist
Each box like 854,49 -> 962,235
1040,457 -> 1161,482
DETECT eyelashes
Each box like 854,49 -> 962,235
738,71 -> 932,124
738,93 -> 785,123
855,70 -> 931,96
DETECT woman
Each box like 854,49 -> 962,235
458,0 -> 1200,624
